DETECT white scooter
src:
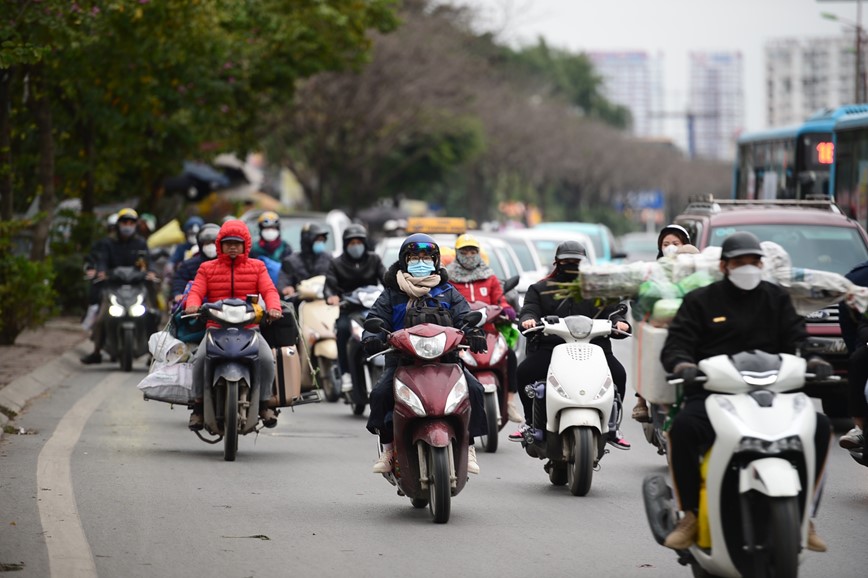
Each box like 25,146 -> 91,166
643,351 -> 820,578
519,304 -> 629,496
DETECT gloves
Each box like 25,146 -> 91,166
466,329 -> 487,354
362,336 -> 387,356
673,361 -> 699,384
502,306 -> 516,322
807,357 -> 833,380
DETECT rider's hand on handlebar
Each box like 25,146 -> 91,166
267,308 -> 282,320
502,306 -> 517,322
674,361 -> 699,384
184,305 -> 199,316
521,318 -> 537,330
326,295 -> 340,306
145,271 -> 159,283
281,286 -> 296,298
807,356 -> 833,380
465,328 -> 488,354
362,337 -> 387,356
96,271 -> 107,281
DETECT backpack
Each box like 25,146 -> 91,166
403,297 -> 453,328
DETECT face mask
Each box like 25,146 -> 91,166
312,240 -> 327,254
118,224 -> 136,238
261,228 -> 279,242
728,264 -> 763,291
662,245 -> 680,257
457,253 -> 481,269
407,261 -> 436,277
347,244 -> 365,259
201,244 -> 217,259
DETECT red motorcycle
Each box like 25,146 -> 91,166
364,310 -> 483,524
459,301 -> 511,453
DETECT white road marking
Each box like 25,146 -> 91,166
36,372 -> 125,578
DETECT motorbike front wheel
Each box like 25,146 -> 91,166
318,358 -> 341,402
763,497 -> 799,577
223,380 -> 239,462
567,427 -> 596,496
479,392 -> 499,453
120,326 -> 134,372
428,446 -> 451,524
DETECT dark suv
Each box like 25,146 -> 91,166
674,197 -> 868,417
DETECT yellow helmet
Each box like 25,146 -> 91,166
116,208 -> 139,221
455,234 -> 481,251
258,211 -> 280,228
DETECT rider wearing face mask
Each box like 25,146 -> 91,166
278,222 -> 333,297
511,240 -> 633,449
170,223 -> 221,302
168,216 -> 205,270
362,234 -> 489,475
324,224 -> 386,387
250,211 -> 292,262
660,231 -> 832,552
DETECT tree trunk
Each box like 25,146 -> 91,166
0,68 -> 12,222
29,72 -> 55,262
81,118 -> 94,214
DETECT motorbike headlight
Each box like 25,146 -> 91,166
444,374 -> 468,414
108,295 -> 125,317
489,336 -> 508,366
213,305 -> 254,324
550,374 -> 572,400
592,376 -> 612,401
128,295 -> 146,317
737,435 -> 803,455
459,349 -> 477,367
395,377 -> 426,417
408,332 -> 447,359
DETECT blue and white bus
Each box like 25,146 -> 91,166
734,105 -> 868,201
832,110 -> 868,225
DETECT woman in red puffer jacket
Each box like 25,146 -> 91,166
184,220 -> 283,430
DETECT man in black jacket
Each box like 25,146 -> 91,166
324,224 -> 386,393
512,240 -> 633,449
661,231 -> 831,552
278,222 -> 333,296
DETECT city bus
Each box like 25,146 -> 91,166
833,110 -> 868,225
733,104 -> 868,201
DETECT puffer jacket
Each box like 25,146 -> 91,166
186,220 -> 281,318
448,274 -> 511,333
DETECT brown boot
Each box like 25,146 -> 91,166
632,400 -> 650,423
188,412 -> 204,431
807,520 -> 827,552
664,511 -> 697,550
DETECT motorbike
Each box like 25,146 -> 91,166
342,285 -> 384,416
189,296 -> 270,461
460,301 -> 511,453
100,266 -> 157,372
364,310 -> 483,524
295,275 -> 341,402
643,351 -> 822,578
518,304 -> 630,496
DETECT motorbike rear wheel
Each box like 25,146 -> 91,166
479,392 -> 499,453
428,446 -> 451,524
765,497 -> 799,577
120,327 -> 134,372
319,358 -> 341,402
223,380 -> 239,462
567,427 -> 595,496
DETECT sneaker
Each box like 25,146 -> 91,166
607,430 -> 631,450
839,426 -> 863,450
372,449 -> 395,474
664,511 -> 697,550
807,520 -> 827,553
341,373 -> 353,393
631,402 -> 651,423
80,351 -> 102,365
188,412 -> 204,431
467,445 -> 480,475
259,408 -> 278,429
508,425 -> 529,442
507,403 -> 525,424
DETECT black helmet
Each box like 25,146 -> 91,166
342,224 -> 368,249
554,240 -> 587,261
398,233 -> 440,271
300,222 -> 330,252
720,231 -> 764,260
196,223 -> 220,250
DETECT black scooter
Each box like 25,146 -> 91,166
100,266 -> 156,372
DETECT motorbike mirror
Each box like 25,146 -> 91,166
364,317 -> 385,334
464,311 -> 484,328
609,302 -> 628,319
501,275 -> 520,294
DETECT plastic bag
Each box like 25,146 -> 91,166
148,331 -> 191,364
137,362 -> 194,405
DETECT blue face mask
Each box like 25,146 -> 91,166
346,244 -> 365,259
407,261 -> 436,277
312,240 -> 327,254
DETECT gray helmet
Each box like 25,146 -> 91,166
554,240 -> 587,261
720,231 -> 764,260
196,223 -> 220,250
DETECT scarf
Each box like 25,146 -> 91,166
396,270 -> 442,298
259,238 -> 282,254
445,261 -> 495,283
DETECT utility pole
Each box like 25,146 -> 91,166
821,0 -> 866,102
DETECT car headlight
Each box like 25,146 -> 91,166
409,332 -> 447,359
549,374 -> 571,400
592,376 -> 612,400
459,349 -> 477,367
489,336 -> 508,366
212,305 -> 254,324
444,374 -> 468,414
737,435 -> 803,455
108,295 -> 125,317
395,377 -> 426,416
128,295 -> 146,317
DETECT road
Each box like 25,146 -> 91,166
1,345 -> 867,578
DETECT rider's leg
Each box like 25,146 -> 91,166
516,348 -> 553,426
335,314 -> 351,376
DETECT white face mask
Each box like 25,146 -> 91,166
728,264 -> 763,291
662,245 -> 680,257
201,244 -> 217,259
260,228 -> 279,242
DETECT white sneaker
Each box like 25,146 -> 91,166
839,426 -> 864,450
341,373 -> 353,393
372,449 -> 395,474
508,403 -> 524,423
467,445 -> 480,475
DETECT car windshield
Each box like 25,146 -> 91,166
530,239 -> 561,265
536,224 -> 605,257
501,237 -> 537,272
708,224 -> 868,275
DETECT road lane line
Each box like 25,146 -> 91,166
36,372 -> 126,578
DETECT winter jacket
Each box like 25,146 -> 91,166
278,251 -> 333,291
169,242 -> 195,266
96,234 -> 151,273
661,277 -> 807,396
324,252 -> 386,300
840,260 -> 868,353
250,239 -> 292,262
449,274 -> 511,333
171,253 -> 208,299
186,220 -> 281,319
519,274 -> 630,354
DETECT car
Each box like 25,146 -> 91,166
617,231 -> 659,263
239,209 -> 349,255
506,228 -> 598,269
533,222 -> 625,263
474,231 -> 544,296
673,197 -> 868,418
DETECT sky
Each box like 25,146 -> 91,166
461,0 -> 865,148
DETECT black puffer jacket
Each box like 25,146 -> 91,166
278,251 -> 332,291
96,235 -> 151,273
519,275 -> 630,354
324,251 -> 386,299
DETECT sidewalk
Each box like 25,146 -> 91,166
0,317 -> 89,435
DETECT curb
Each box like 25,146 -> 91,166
0,340 -> 90,438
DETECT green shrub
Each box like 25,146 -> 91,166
48,210 -> 102,315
